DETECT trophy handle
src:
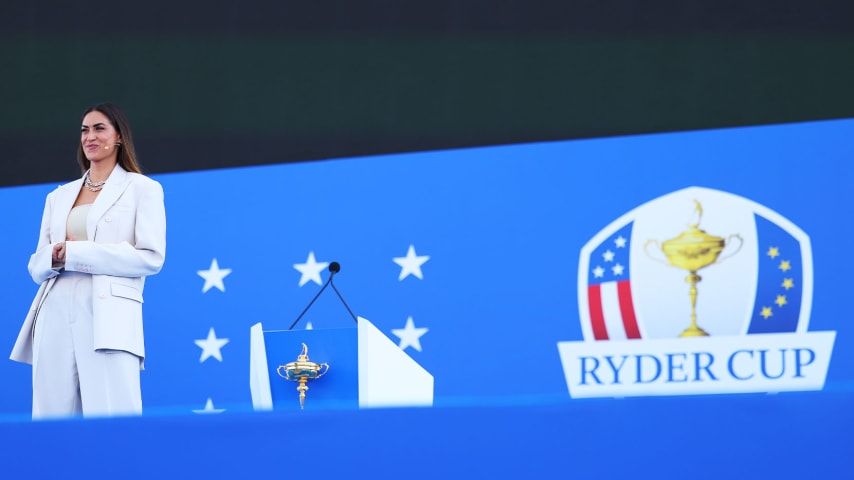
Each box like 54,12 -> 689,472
716,234 -> 744,263
276,365 -> 289,379
317,363 -> 329,378
644,240 -> 671,266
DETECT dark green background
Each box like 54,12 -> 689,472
2,0 -> 852,186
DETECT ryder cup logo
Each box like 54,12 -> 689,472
557,187 -> 836,398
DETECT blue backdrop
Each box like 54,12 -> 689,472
2,118 -> 852,418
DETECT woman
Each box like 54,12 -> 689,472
10,103 -> 166,419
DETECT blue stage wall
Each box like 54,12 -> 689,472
2,393 -> 853,478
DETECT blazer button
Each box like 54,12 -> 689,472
105,215 -> 112,223
99,293 -> 106,299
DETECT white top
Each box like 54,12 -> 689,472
66,204 -> 92,241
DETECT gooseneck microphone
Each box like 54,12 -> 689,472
288,262 -> 358,330
329,262 -> 358,324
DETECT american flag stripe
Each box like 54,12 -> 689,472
588,284 -> 609,340
617,281 -> 641,339
600,282 -> 627,341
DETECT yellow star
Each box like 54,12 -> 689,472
782,278 -> 795,290
775,295 -> 787,307
760,306 -> 773,319
779,260 -> 791,272
767,247 -> 780,259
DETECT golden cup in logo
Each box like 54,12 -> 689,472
644,200 -> 742,337
277,343 -> 329,409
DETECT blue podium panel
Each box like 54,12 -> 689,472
263,327 -> 359,411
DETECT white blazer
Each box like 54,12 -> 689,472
10,165 -> 166,365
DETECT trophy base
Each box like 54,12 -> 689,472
679,325 -> 709,337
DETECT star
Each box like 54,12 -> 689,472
612,263 -> 625,276
192,398 -> 226,414
760,306 -> 773,319
782,278 -> 795,290
391,316 -> 429,352
393,245 -> 430,281
194,327 -> 230,362
779,260 -> 792,272
614,236 -> 627,248
592,266 -> 605,278
293,251 -> 329,287
775,295 -> 787,308
197,258 -> 232,293
767,246 -> 780,259
603,250 -> 615,262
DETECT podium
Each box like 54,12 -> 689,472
249,317 -> 434,410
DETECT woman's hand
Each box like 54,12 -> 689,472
52,237 -> 77,267
52,241 -> 67,265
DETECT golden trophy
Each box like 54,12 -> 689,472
644,200 -> 742,337
276,343 -> 329,409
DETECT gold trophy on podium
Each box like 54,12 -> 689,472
277,343 -> 329,409
645,200 -> 742,337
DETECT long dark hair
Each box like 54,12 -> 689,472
76,103 -> 143,174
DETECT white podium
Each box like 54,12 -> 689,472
250,317 -> 434,410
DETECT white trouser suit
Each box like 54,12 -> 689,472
10,165 -> 166,419
33,270 -> 142,417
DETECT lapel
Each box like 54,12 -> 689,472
52,178 -> 83,243
87,165 -> 133,240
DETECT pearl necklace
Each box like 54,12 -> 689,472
84,172 -> 107,192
